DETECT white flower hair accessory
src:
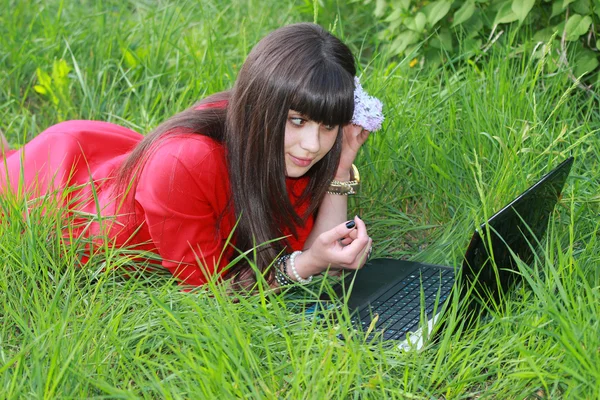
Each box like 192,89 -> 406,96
351,76 -> 384,132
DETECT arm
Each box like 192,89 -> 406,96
304,124 -> 369,247
294,124 -> 372,278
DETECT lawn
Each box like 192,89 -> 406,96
1,0 -> 599,398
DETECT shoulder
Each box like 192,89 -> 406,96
146,133 -> 227,174
136,133 -> 230,208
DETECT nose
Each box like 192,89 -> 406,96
300,123 -> 320,154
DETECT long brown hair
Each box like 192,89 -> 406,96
116,23 -> 356,287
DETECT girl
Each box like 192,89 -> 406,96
0,23 -> 383,289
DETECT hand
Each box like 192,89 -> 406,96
294,216 -> 372,278
336,124 -> 370,180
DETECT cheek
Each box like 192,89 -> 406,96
283,124 -> 296,150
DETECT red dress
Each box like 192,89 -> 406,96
0,117 -> 314,286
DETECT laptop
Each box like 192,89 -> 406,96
320,157 -> 574,349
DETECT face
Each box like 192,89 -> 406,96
284,110 -> 339,178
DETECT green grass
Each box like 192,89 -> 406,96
1,0 -> 599,398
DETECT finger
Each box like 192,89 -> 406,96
346,229 -> 359,240
339,221 -> 369,259
358,238 -> 373,269
344,125 -> 367,144
353,215 -> 368,240
357,129 -> 370,145
319,220 -> 357,244
347,124 -> 364,136
342,216 -> 367,249
339,237 -> 353,246
340,236 -> 371,270
338,228 -> 359,245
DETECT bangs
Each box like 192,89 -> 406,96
289,63 -> 354,127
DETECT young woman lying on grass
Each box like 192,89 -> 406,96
0,23 -> 384,289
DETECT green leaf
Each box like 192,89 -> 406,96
374,0 -> 386,18
461,11 -> 483,38
430,30 -> 453,51
384,8 -> 402,22
551,0 -> 565,18
405,12 -> 427,32
545,53 -> 559,73
56,59 -> 71,78
33,85 -> 48,95
389,30 -> 420,55
463,37 -> 482,53
511,0 -> 534,22
533,27 -> 557,43
574,49 -> 599,77
405,44 -> 421,57
424,0 -> 453,27
36,68 -> 51,87
123,48 -> 139,69
452,0 -> 476,27
494,1 -> 519,25
398,0 -> 410,10
387,18 -> 403,33
423,48 -> 445,69
571,0 -> 591,14
383,61 -> 398,76
564,14 -> 592,41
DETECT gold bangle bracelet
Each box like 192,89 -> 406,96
327,164 -> 360,195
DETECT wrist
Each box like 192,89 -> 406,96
290,250 -> 321,279
334,168 -> 352,181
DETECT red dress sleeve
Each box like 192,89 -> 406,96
134,134 -> 233,286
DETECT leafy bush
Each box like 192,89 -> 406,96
368,0 -> 599,82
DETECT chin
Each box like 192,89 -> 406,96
285,165 -> 310,178
285,170 -> 307,178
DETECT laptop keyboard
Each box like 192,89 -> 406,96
353,268 -> 455,341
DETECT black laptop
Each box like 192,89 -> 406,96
323,157 -> 574,349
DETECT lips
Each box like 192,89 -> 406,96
289,154 -> 314,167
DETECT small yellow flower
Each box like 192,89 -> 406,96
409,58 -> 419,68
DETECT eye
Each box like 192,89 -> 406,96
289,117 -> 306,127
322,124 -> 337,131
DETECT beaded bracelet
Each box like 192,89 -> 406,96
274,268 -> 293,287
274,254 -> 293,286
287,251 -> 313,284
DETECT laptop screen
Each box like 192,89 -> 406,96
461,157 -> 574,295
